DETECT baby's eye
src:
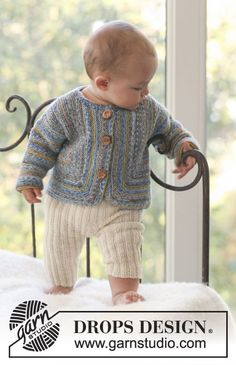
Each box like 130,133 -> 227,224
133,87 -> 142,91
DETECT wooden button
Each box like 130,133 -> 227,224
101,135 -> 112,145
102,110 -> 112,119
97,169 -> 107,180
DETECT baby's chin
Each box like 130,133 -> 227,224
121,103 -> 141,111
124,99 -> 146,111
115,98 -> 146,110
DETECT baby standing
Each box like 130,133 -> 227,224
16,21 -> 199,304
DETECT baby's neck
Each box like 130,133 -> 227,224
82,85 -> 110,106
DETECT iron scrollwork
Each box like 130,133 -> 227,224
0,95 -> 31,152
0,94 -> 56,258
1,95 -> 210,283
148,134 -> 210,284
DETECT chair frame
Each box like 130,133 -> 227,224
0,94 -> 210,284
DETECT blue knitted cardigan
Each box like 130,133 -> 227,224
16,87 -> 199,209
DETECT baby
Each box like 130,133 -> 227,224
16,21 -> 198,305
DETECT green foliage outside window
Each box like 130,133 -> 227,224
207,0 -> 236,317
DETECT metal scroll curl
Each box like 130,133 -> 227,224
0,95 -> 31,152
0,95 -> 56,152
148,134 -> 210,285
0,94 -> 56,258
148,133 -> 205,191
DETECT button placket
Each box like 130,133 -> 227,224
96,108 -> 114,189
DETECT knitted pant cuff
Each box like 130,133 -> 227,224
106,263 -> 142,279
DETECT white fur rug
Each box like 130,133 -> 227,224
0,249 -> 235,364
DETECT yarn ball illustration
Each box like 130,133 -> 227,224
9,300 -> 60,352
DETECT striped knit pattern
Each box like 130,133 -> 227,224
43,194 -> 144,287
16,87 -> 199,209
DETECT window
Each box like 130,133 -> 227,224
2,2 -> 234,322
207,0 -> 236,317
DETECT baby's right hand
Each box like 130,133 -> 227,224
21,188 -> 42,204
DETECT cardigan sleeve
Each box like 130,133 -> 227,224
16,99 -> 68,192
150,100 -> 200,165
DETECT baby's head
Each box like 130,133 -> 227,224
83,21 -> 158,110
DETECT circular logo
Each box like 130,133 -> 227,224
9,300 -> 60,352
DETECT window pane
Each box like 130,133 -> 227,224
0,0 -> 166,281
207,0 -> 236,317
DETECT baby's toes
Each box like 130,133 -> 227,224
126,292 -> 144,303
136,293 -> 145,302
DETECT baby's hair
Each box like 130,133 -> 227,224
83,20 -> 157,79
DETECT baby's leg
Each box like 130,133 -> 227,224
109,276 -> 144,305
97,207 -> 144,305
43,195 -> 85,294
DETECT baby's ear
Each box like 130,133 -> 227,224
95,76 -> 109,90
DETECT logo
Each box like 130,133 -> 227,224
9,300 -> 60,352
8,307 -> 228,358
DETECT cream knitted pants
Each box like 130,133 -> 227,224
43,194 -> 144,287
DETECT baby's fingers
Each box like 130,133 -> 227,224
22,189 -> 42,203
173,166 -> 189,179
32,188 -> 42,199
173,159 -> 196,179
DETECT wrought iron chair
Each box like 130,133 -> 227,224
0,94 -> 210,284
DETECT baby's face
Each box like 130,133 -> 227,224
105,55 -> 157,110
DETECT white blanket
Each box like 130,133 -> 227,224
0,249 -> 235,364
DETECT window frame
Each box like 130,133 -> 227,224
165,0 -> 207,282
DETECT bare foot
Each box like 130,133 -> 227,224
113,290 -> 145,305
45,285 -> 73,295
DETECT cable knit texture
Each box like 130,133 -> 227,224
16,87 -> 199,209
43,195 -> 144,286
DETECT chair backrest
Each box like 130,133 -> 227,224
0,94 -> 210,284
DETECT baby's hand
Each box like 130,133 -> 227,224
172,141 -> 196,179
21,188 -> 42,204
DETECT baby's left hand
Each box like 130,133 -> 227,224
172,141 -> 196,179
